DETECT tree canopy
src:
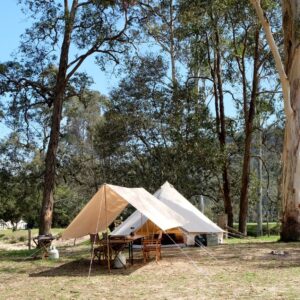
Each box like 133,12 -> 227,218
0,0 -> 289,238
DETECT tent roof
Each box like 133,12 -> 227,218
62,184 -> 185,240
111,210 -> 147,236
111,182 -> 223,236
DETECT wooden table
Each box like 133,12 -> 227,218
32,235 -> 55,258
100,235 -> 143,269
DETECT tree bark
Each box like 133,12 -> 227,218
256,129 -> 263,236
251,0 -> 300,241
169,0 -> 177,86
280,0 -> 300,241
215,25 -> 234,228
39,0 -> 78,235
238,28 -> 260,235
207,15 -> 234,228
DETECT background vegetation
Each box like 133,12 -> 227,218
0,0 -> 284,233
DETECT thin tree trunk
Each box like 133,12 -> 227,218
39,0 -> 78,235
256,129 -> 263,236
215,26 -> 234,228
216,62 -> 233,227
206,16 -> 233,228
238,126 -> 253,234
238,28 -> 260,235
169,0 -> 176,86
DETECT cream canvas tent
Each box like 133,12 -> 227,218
62,184 -> 185,240
111,182 -> 224,245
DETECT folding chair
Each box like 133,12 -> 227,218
142,231 -> 162,263
90,234 -> 107,263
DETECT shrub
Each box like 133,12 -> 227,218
18,236 -> 26,242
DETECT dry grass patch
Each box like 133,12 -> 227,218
0,238 -> 300,299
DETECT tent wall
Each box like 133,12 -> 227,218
111,182 -> 224,246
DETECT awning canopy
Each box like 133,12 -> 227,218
61,184 -> 185,240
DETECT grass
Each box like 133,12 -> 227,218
245,222 -> 280,236
1,234 -> 300,299
232,222 -> 280,237
0,249 -> 37,258
225,235 -> 280,244
0,228 -> 64,244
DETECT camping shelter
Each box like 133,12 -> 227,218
61,184 -> 185,240
111,182 -> 224,245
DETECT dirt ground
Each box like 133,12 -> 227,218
0,239 -> 300,300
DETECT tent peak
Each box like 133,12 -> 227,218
161,181 -> 174,189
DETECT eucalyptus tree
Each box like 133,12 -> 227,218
178,0 -> 282,233
0,0 -> 137,235
251,0 -> 300,241
139,0 -> 180,86
226,0 -> 281,234
93,54 -> 220,200
178,0 -> 235,227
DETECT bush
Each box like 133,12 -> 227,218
265,223 -> 280,235
18,236 -> 26,242
233,222 -> 280,237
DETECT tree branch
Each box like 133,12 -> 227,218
250,0 -> 293,117
66,9 -> 129,81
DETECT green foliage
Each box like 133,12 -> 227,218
232,222 -> 280,237
91,54 -> 222,201
0,145 -> 42,226
0,0 -> 285,229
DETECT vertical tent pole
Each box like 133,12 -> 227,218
88,185 -> 103,278
146,217 -> 149,237
28,229 -> 31,250
104,184 -> 111,273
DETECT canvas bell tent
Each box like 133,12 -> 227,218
61,184 -> 185,240
111,182 -> 224,245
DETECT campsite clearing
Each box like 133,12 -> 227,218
0,236 -> 300,299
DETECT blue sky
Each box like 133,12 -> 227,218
0,2 -> 25,60
0,1 -> 114,94
0,1 -> 241,140
0,1 -> 118,138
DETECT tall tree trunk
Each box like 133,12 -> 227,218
214,26 -> 234,228
238,126 -> 253,234
256,128 -> 263,236
238,28 -> 260,235
206,14 -> 233,228
251,0 -> 300,241
216,55 -> 233,227
281,0 -> 300,241
169,0 -> 176,86
39,0 -> 77,235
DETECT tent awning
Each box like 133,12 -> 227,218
62,184 -> 185,240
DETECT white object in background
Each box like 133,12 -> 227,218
48,246 -> 59,259
113,252 -> 126,268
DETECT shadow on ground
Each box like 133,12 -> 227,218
29,258 -> 145,277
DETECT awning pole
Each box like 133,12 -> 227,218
104,184 -> 111,273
